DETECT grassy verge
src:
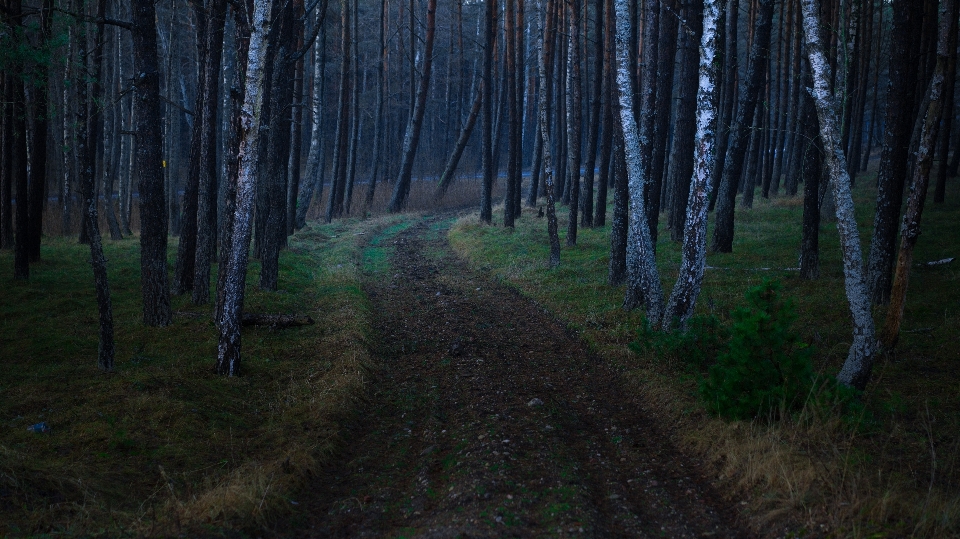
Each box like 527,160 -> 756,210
449,182 -> 960,537
0,214 -> 411,536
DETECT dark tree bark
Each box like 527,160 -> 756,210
325,0 -> 351,222
194,0 -> 228,303
480,0 -> 496,223
565,0 -> 583,245
132,0 -> 173,327
934,0 -> 960,204
504,0 -> 519,227
799,62 -> 822,280
388,0 -> 438,212
666,0 -> 704,243
866,0 -> 923,306
1,72 -> 13,250
27,0 -> 54,262
172,1 -> 210,296
436,84 -> 483,200
711,0 -> 775,253
882,0 -> 955,348
593,0 -> 615,226
342,0 -> 360,215
286,0 -> 306,231
608,123 -> 627,285
647,1 -> 679,245
580,0 -> 604,228
77,0 -> 115,370
364,0 -> 385,206
13,62 -> 28,280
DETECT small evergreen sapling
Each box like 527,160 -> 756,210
700,280 -> 814,420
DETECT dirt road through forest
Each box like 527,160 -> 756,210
279,216 -> 751,538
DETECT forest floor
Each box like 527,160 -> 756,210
272,215 -> 753,538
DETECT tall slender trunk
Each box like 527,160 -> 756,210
27,0 -> 54,261
194,0 -> 228,304
536,0 -> 562,267
866,0 -> 923,306
286,0 -> 306,232
216,0 -> 273,376
343,0 -> 360,215
11,0 -> 28,279
388,0 -> 438,212
325,0 -> 351,221
800,0 -> 877,390
711,0 -> 774,253
580,0 -> 604,228
364,0 -> 385,206
934,0 -> 960,204
133,0 -> 173,327
436,83 -> 484,200
297,2 -> 329,226
881,0 -> 955,348
594,0 -> 616,226
480,0 -> 497,223
504,0 -> 519,227
662,0 -> 721,328
648,2 -> 679,245
615,0 -> 663,322
565,0 -> 583,245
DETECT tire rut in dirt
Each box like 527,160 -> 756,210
280,218 -> 750,538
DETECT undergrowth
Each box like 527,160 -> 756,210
449,181 -> 960,537
0,214 -> 412,536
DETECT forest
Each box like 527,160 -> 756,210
1,0 -> 959,536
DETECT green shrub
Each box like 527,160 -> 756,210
699,280 -> 814,421
630,313 -> 729,371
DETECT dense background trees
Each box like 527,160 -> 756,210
1,0 -> 958,385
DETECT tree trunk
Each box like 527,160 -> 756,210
662,0 -> 721,329
480,0 -> 497,223
799,61 -> 822,280
325,0 -> 351,222
565,0 -> 583,245
505,0 -> 519,227
593,0 -> 615,226
388,0 -> 438,212
800,0 -> 878,390
711,0 -> 774,253
286,0 -> 306,232
132,0 -> 173,327
343,0 -> 360,215
436,84 -> 484,200
934,0 -> 960,204
27,0 -> 54,261
536,0 -> 562,268
364,0 -> 385,206
866,0 -> 923,306
648,3 -> 679,245
881,0 -> 954,348
216,0 -> 273,376
580,0 -> 604,228
297,3 -> 329,227
615,0 -> 663,322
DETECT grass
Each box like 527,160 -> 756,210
0,213 -> 414,536
449,178 -> 960,537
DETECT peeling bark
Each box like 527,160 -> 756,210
800,0 -> 878,390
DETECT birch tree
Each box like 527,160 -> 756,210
614,0 -> 663,322
662,0 -> 721,328
799,0 -> 878,390
216,0 -> 273,376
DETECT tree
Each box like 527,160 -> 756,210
881,0 -> 955,348
297,1 -> 330,227
799,0 -> 878,390
480,0 -> 496,224
565,0 -> 582,245
388,0 -> 439,212
866,0 -> 923,306
711,0 -> 775,254
216,0 -> 273,376
536,0 -> 562,268
132,0 -> 173,327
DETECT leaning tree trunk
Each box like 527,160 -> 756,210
615,0 -> 663,322
436,84 -> 483,200
388,0 -> 438,212
536,0 -> 562,267
881,0 -> 955,349
132,0 -> 172,327
711,0 -> 774,253
216,0 -> 273,376
77,0 -> 115,370
866,0 -> 923,306
800,0 -> 878,391
662,0 -> 721,329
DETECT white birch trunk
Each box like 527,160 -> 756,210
662,0 -> 721,329
613,0 -> 664,323
216,0 -> 273,376
800,0 -> 877,390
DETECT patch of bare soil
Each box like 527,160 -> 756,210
276,216 -> 752,538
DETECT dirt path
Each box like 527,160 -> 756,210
278,216 -> 751,538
